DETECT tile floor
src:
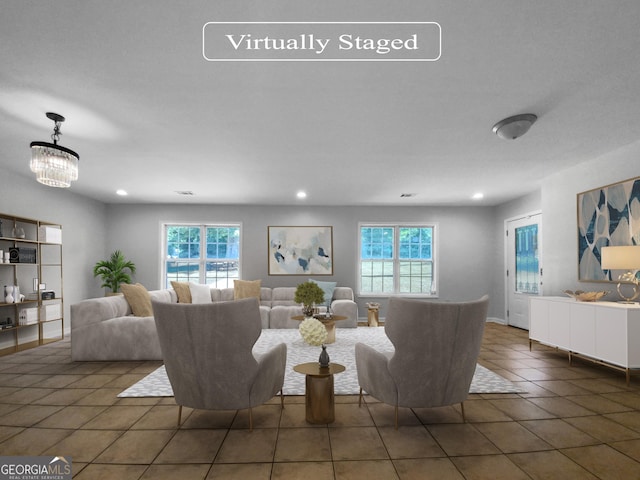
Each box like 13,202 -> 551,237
1,323 -> 640,479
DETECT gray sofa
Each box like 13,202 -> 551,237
71,286 -> 357,361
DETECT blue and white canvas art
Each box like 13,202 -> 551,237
268,226 -> 333,275
578,176 -> 640,281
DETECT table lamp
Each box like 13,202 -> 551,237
601,245 -> 640,302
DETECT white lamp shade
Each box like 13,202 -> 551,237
601,246 -> 640,270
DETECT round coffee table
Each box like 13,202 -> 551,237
293,362 -> 346,424
291,315 -> 347,344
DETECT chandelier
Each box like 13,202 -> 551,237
30,112 -> 79,188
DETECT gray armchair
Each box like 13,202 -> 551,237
152,297 -> 287,430
355,295 -> 489,428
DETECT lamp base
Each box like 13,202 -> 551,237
615,273 -> 640,303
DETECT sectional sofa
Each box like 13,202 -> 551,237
70,286 -> 358,361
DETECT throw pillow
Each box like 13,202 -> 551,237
309,279 -> 337,307
171,281 -> 192,303
120,283 -> 153,317
234,279 -> 262,300
189,283 -> 212,304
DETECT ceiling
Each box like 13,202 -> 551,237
2,0 -> 640,206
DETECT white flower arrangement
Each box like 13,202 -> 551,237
298,317 -> 328,346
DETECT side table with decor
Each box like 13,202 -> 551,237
293,362 -> 346,424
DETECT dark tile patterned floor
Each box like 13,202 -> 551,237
1,323 -> 640,479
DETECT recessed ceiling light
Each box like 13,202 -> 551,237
297,191 -> 307,199
472,192 -> 484,200
116,189 -> 128,196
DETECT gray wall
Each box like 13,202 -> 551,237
6,137 -> 637,334
541,139 -> 640,297
0,170 -> 108,333
105,203 -> 499,320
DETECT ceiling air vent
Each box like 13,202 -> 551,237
175,191 -> 194,196
400,193 -> 416,198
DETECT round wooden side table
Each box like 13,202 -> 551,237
293,362 -> 346,424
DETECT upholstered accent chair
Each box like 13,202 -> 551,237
152,297 -> 287,430
355,295 -> 489,428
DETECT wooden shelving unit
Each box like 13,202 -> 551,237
0,213 -> 63,356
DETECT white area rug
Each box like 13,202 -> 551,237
118,328 -> 525,397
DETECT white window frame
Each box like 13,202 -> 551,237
161,222 -> 242,288
357,222 -> 438,298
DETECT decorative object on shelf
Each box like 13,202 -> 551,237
4,286 -> 14,304
298,317 -> 330,367
30,112 -> 80,188
492,113 -> 537,140
578,176 -> 640,281
294,281 -> 326,317
4,285 -> 20,304
3,252 -> 9,263
9,247 -> 36,263
601,245 -> 640,302
93,250 -> 137,294
0,219 -> 3,237
563,290 -> 609,302
268,225 -> 333,275
11,226 -> 25,239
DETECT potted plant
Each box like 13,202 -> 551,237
294,281 -> 325,317
93,250 -> 137,295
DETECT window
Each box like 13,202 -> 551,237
163,224 -> 240,288
359,224 -> 436,296
515,224 -> 539,294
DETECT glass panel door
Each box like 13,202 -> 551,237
515,224 -> 539,294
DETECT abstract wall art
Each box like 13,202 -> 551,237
268,226 -> 333,275
577,176 -> 640,281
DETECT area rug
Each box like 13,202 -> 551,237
118,327 -> 525,397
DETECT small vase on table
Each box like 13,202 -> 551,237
319,344 -> 330,368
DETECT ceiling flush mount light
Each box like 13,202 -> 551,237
116,189 -> 128,196
30,112 -> 79,188
297,191 -> 307,199
492,113 -> 537,140
472,192 -> 484,200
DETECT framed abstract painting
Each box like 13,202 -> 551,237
268,226 -> 333,275
577,176 -> 640,281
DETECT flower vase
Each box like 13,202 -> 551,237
319,344 -> 330,368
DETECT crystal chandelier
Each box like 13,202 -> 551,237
30,112 -> 79,188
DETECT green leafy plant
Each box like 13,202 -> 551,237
294,281 -> 325,308
93,250 -> 137,293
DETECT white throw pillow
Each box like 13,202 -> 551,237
189,283 -> 212,304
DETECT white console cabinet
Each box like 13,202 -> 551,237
529,296 -> 640,384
